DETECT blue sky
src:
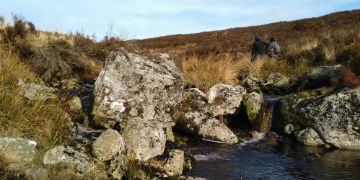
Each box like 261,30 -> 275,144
1,0 -> 360,40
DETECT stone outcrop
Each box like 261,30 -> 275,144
274,87 -> 360,149
299,65 -> 343,90
174,88 -> 238,144
43,146 -> 91,175
92,129 -> 126,161
208,84 -> 246,116
122,117 -> 166,161
92,49 -> 184,129
0,137 -> 37,164
298,88 -> 360,149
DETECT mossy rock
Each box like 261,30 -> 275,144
272,87 -> 335,135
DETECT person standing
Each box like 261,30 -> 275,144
267,37 -> 282,59
251,35 -> 269,62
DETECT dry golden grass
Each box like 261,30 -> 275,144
19,31 -> 74,52
182,53 -> 301,91
182,53 -> 247,91
0,45 -> 73,150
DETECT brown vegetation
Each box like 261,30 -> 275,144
0,45 -> 73,150
0,15 -> 125,84
131,10 -> 360,89
133,10 -> 360,62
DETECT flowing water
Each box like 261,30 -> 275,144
188,96 -> 360,180
188,137 -> 360,180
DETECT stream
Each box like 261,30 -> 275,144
188,136 -> 360,180
188,96 -> 360,180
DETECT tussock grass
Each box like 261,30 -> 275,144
182,53 -> 245,91
0,45 -> 73,150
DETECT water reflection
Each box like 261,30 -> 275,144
189,138 -> 360,180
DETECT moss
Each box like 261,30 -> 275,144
245,99 -> 258,122
237,136 -> 243,143
182,137 -> 189,142
252,84 -> 261,92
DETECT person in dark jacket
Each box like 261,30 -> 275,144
251,35 -> 269,62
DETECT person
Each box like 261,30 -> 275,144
267,37 -> 282,59
251,35 -> 269,62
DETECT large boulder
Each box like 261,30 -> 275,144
0,137 -> 37,167
274,88 -> 360,149
208,84 -> 246,116
43,146 -> 91,175
122,117 -> 166,161
174,88 -> 238,144
92,50 -> 184,129
299,65 -> 343,90
298,88 -> 360,149
92,129 -> 126,161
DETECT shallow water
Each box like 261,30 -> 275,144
189,135 -> 360,180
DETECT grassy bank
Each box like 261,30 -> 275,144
0,45 -> 73,150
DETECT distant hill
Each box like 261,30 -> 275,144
131,10 -> 360,64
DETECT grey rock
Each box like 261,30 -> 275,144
25,167 -> 49,180
69,96 -> 82,113
164,149 -> 184,176
108,154 -> 128,180
242,74 -> 261,92
43,146 -> 91,175
274,87 -> 360,149
261,73 -> 298,94
295,128 -> 325,146
299,65 -> 343,90
175,88 -> 238,144
198,118 -> 238,143
122,117 -> 166,161
18,81 -> 56,101
92,129 -> 126,161
92,49 -> 184,129
298,88 -> 360,149
0,137 -> 37,163
208,84 -> 246,116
